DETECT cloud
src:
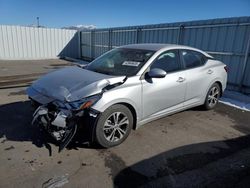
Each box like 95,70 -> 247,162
62,24 -> 97,30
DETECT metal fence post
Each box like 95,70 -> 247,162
78,31 -> 81,59
136,28 -> 142,43
240,31 -> 250,92
177,24 -> 184,44
90,30 -> 95,60
109,29 -> 113,50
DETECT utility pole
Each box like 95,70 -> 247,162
37,17 -> 40,28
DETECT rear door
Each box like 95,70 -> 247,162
179,49 -> 212,106
141,49 -> 187,119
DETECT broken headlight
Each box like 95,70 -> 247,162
68,95 -> 101,110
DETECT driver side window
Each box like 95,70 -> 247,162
150,50 -> 181,73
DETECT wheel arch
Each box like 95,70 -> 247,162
202,79 -> 224,104
116,102 -> 137,130
93,97 -> 140,130
214,81 -> 223,97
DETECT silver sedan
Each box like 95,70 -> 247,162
27,44 -> 227,150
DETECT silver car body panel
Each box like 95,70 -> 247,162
27,66 -> 125,104
27,44 -> 227,130
92,75 -> 143,121
91,44 -> 227,128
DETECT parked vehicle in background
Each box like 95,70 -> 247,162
27,43 -> 227,151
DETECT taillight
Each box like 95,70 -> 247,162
224,66 -> 228,73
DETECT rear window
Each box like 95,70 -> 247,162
150,50 -> 181,73
180,50 -> 206,69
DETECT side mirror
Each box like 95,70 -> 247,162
147,68 -> 167,78
76,62 -> 89,69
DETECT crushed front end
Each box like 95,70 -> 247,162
28,87 -> 101,152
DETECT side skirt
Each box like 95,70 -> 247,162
136,101 -> 203,129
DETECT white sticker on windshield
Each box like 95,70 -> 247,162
122,61 -> 141,67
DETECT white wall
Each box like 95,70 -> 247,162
0,25 -> 79,60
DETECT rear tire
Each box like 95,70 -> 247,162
95,104 -> 133,148
203,83 -> 221,110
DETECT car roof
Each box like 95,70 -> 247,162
121,43 -> 176,51
120,43 -> 213,58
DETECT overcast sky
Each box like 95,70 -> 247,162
0,0 -> 249,28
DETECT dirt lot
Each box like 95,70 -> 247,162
0,60 -> 250,188
0,59 -> 73,88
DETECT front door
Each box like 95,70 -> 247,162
141,50 -> 186,119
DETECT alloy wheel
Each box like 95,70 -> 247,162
103,112 -> 129,142
208,86 -> 220,107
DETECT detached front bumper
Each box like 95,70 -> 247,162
32,106 -> 74,138
31,101 -> 99,152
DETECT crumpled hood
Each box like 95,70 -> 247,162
27,66 -> 125,103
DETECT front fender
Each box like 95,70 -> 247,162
93,97 -> 140,116
91,84 -> 142,122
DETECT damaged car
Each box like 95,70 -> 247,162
27,44 -> 227,151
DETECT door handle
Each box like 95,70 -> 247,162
207,69 -> 213,74
177,77 -> 186,83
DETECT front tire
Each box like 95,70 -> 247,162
204,83 -> 221,110
95,104 -> 133,148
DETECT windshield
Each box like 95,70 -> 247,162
86,48 -> 155,76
